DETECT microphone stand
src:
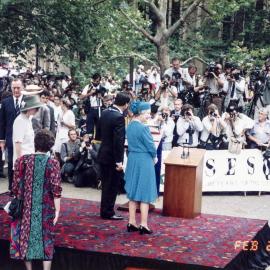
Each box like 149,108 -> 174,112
181,140 -> 190,159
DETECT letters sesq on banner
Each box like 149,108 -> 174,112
203,149 -> 270,192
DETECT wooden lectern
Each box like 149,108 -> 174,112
163,147 -> 205,219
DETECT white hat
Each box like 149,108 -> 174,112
22,84 -> 43,96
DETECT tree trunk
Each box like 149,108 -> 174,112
156,42 -> 170,74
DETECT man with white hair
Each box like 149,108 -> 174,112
247,107 -> 270,150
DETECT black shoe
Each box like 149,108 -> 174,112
102,214 -> 124,220
139,225 -> 153,235
127,223 -> 139,232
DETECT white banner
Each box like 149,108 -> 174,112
202,149 -> 270,192
160,149 -> 270,192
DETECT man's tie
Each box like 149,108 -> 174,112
15,98 -> 20,116
187,125 -> 193,145
230,82 -> 236,98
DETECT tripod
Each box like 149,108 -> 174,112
247,82 -> 265,118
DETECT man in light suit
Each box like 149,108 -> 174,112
96,92 -> 130,220
0,79 -> 23,191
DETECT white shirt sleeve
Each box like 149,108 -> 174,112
13,118 -> 26,143
81,84 -> 90,95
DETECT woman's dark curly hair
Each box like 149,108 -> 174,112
34,129 -> 55,152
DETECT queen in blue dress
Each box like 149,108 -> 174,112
124,101 -> 158,234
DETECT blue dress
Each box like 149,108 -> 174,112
124,120 -> 158,203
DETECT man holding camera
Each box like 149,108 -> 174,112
171,99 -> 183,147
223,66 -> 245,112
200,104 -> 227,150
176,104 -> 203,147
165,57 -> 185,96
157,106 -> 175,150
222,101 -> 254,152
81,73 -> 107,136
155,75 -> 177,110
203,63 -> 226,114
263,59 -> 270,107
60,129 -> 81,183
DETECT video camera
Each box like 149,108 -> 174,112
250,67 -> 264,83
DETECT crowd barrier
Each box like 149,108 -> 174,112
160,149 -> 270,192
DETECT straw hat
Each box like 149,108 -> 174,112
21,84 -> 43,96
20,95 -> 43,112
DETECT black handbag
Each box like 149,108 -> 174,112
9,198 -> 24,219
9,160 -> 26,219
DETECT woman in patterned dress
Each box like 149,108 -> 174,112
10,129 -> 62,270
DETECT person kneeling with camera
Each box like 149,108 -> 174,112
60,129 -> 81,182
200,104 -> 227,150
176,104 -> 203,147
73,134 -> 100,188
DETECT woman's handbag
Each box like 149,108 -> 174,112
228,120 -> 243,154
228,137 -> 243,155
8,158 -> 26,219
9,197 -> 24,219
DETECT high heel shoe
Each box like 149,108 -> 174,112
139,225 -> 153,235
127,223 -> 139,232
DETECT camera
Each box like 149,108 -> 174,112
230,73 -> 240,81
161,112 -> 169,120
161,81 -> 169,89
209,111 -> 217,117
172,72 -> 181,81
206,64 -> 218,79
250,67 -> 264,82
85,141 -> 91,147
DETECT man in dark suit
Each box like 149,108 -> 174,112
96,92 -> 130,220
81,73 -> 107,136
0,79 -> 23,190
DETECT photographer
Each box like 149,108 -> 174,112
176,104 -> 203,147
263,59 -> 270,107
246,108 -> 270,150
223,65 -> 245,112
171,99 -> 183,147
157,106 -> 175,150
164,57 -> 183,80
222,101 -> 254,153
200,104 -> 227,150
80,73 -> 107,135
137,80 -> 153,102
73,134 -> 100,188
155,75 -> 177,110
60,129 -> 81,182
203,63 -> 226,113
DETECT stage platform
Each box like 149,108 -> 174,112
0,193 -> 268,270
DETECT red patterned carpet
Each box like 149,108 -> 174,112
0,193 -> 267,269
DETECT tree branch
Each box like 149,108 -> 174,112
144,0 -> 164,23
119,8 -> 157,44
101,52 -> 158,67
199,5 -> 214,17
166,0 -> 202,38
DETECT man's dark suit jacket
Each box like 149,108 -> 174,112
97,106 -> 125,165
0,96 -> 17,148
47,104 -> 56,135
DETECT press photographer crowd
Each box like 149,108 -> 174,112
1,56 -> 270,190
